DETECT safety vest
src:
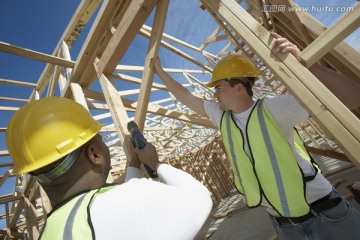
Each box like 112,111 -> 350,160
294,128 -> 321,181
40,185 -> 116,239
220,99 -> 317,217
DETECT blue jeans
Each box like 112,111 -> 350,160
270,190 -> 360,240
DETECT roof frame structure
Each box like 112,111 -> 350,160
0,0 -> 359,237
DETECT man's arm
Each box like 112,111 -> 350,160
124,137 -> 143,182
152,57 -> 209,117
270,32 -> 360,110
308,63 -> 360,110
133,142 -> 213,239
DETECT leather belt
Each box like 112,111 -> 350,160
274,195 -> 342,225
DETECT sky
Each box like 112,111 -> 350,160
0,0 -> 359,230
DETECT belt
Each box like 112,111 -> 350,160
274,195 -> 342,225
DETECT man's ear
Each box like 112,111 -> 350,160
235,83 -> 244,94
85,144 -> 103,166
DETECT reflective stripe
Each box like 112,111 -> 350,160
226,112 -> 246,197
257,100 -> 290,216
64,194 -> 87,239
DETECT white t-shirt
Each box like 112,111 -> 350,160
204,95 -> 332,213
90,164 -> 212,240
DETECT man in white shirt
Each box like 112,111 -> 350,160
6,97 -> 212,240
153,32 -> 360,239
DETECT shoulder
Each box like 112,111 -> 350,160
204,100 -> 222,128
264,95 -> 309,124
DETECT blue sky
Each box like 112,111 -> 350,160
0,0 -> 359,230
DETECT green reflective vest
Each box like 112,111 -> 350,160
40,185 -> 116,240
294,128 -> 321,181
220,99 -> 317,217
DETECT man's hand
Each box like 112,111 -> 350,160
135,143 -> 161,172
151,57 -> 162,73
125,137 -> 142,169
270,32 -> 301,61
270,32 -> 360,110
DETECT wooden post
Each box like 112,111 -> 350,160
300,2 -> 360,67
135,0 -> 169,130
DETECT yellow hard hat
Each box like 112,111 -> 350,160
207,54 -> 259,88
6,97 -> 102,174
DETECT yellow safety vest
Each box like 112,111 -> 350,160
220,99 -> 317,217
294,128 -> 321,181
40,185 -> 116,240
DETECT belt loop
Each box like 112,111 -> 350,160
288,219 -> 300,226
310,209 -> 318,217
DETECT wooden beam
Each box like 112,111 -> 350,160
294,3 -> 360,84
46,62 -> 61,97
0,193 -> 22,205
306,146 -> 350,162
0,170 -> 12,188
62,0 -> 125,98
199,26 -> 221,51
95,60 -> 141,182
300,2 -> 360,67
0,106 -> 19,112
122,98 -> 216,128
24,197 -> 39,239
113,73 -> 168,90
95,60 -> 130,143
0,163 -> 14,168
70,83 -> 89,110
32,0 -> 101,99
139,28 -> 213,73
203,34 -> 230,44
271,0 -> 312,44
0,97 -> 28,103
135,0 -> 169,130
115,65 -> 208,74
97,0 -> 159,75
0,78 -> 37,88
0,41 -> 75,68
82,88 -> 215,128
142,25 -> 202,52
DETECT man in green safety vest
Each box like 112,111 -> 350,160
153,32 -> 360,239
6,97 -> 212,240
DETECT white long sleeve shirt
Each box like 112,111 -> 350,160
90,164 -> 213,240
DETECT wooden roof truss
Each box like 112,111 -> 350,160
0,0 -> 359,238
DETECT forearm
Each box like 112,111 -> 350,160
156,67 -> 196,104
309,63 -> 360,110
155,64 -> 208,117
157,164 -> 207,189
156,67 -> 187,97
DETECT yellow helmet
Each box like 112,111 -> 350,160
207,54 -> 259,88
6,97 -> 102,174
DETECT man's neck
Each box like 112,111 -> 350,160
43,175 -> 105,207
232,97 -> 255,114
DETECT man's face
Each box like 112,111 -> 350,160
213,80 -> 238,111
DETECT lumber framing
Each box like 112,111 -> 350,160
1,0 -> 360,236
300,2 -> 360,67
135,0 -> 169,130
0,42 -> 75,68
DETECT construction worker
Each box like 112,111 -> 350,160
6,97 -> 212,240
153,32 -> 360,240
